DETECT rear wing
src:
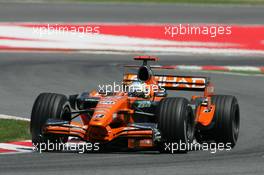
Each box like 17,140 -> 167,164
123,73 -> 209,91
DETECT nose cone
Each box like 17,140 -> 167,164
89,95 -> 128,127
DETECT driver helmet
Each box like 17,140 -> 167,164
127,81 -> 149,98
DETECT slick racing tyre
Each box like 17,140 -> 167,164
156,97 -> 195,153
30,93 -> 71,151
196,95 -> 240,148
211,95 -> 240,148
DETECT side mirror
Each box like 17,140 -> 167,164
154,91 -> 167,97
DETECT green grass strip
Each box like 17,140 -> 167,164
0,119 -> 30,142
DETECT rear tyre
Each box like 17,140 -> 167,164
156,97 -> 195,153
30,93 -> 71,151
196,95 -> 240,148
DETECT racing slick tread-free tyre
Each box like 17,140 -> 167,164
156,97 -> 195,153
211,95 -> 240,148
30,93 -> 71,148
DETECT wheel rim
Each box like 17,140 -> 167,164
232,104 -> 240,142
61,105 -> 71,121
57,105 -> 71,143
186,109 -> 194,143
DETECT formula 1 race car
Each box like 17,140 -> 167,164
30,56 -> 240,153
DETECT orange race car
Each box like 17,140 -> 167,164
30,56 -> 240,153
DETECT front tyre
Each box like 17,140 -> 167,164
211,95 -> 240,148
30,93 -> 71,151
156,97 -> 195,153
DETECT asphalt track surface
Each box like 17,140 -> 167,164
0,2 -> 264,175
0,2 -> 264,24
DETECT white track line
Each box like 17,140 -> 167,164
1,25 -> 264,56
0,143 -> 32,153
0,114 -> 29,121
